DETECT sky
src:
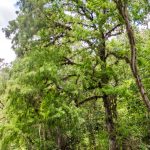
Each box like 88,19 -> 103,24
0,0 -> 17,63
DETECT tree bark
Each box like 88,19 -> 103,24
99,32 -> 118,150
114,0 -> 150,111
103,95 -> 118,150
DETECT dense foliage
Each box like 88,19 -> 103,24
1,0 -> 150,149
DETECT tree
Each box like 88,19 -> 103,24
1,0 -> 150,149
113,0 -> 150,111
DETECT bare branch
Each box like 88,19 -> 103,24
105,24 -> 122,38
61,57 -> 79,66
113,0 -> 150,111
78,95 -> 102,106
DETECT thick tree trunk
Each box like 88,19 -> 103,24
56,127 -> 67,150
103,95 -> 118,150
114,0 -> 150,111
99,32 -> 118,150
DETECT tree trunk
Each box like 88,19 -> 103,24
113,0 -> 150,111
99,32 -> 118,150
103,95 -> 118,150
56,127 -> 67,150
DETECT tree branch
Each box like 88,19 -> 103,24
61,57 -> 80,66
105,24 -> 122,38
113,0 -> 150,111
78,95 -> 102,106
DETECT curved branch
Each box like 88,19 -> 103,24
78,95 -> 102,106
114,0 -> 150,111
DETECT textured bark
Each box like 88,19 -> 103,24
56,128 -> 67,150
103,95 -> 118,150
99,32 -> 118,150
114,0 -> 150,111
